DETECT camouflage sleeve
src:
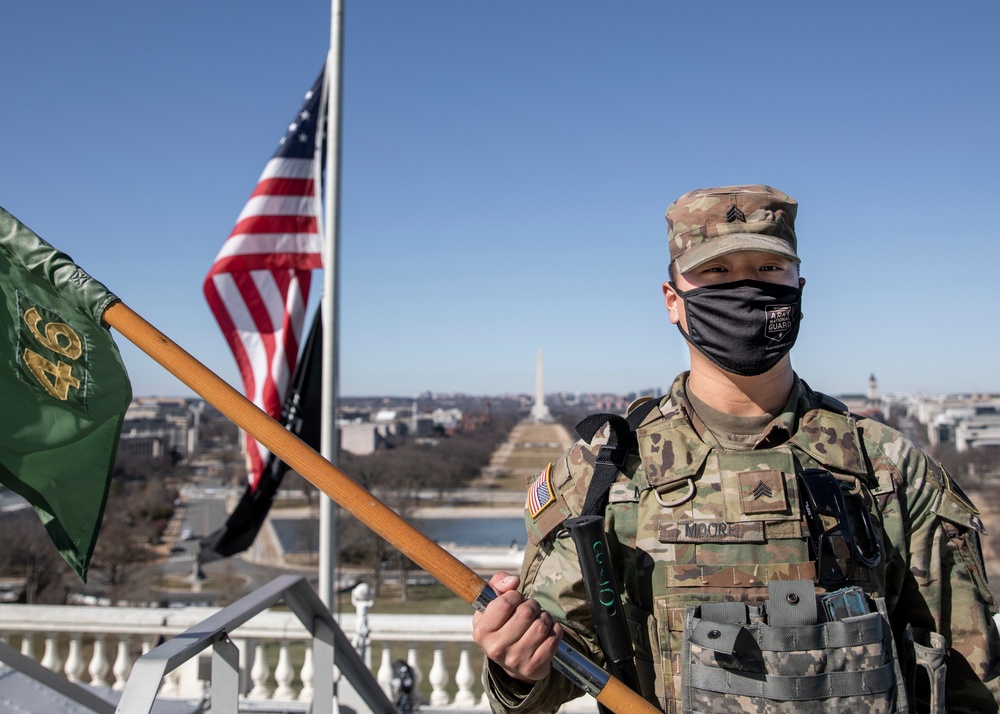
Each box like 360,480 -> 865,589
483,660 -> 571,714
867,425 -> 1000,712
483,436 -> 609,713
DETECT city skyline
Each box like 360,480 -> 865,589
128,379 -> 1000,402
2,2 -> 997,399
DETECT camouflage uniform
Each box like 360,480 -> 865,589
485,374 -> 1000,713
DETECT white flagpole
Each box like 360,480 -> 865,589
320,0 -> 345,609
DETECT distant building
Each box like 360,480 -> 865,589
929,406 -> 979,447
913,393 -> 1000,449
412,416 -> 437,438
592,394 -> 632,414
335,400 -> 482,455
431,408 -> 463,431
837,374 -> 884,421
117,397 -> 203,466
954,407 -> 1000,452
339,421 -> 401,456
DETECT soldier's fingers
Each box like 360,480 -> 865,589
488,571 -> 520,594
475,595 -> 547,658
472,589 -> 528,644
496,613 -> 562,681
472,574 -> 520,633
521,621 -> 562,678
501,594 -> 547,639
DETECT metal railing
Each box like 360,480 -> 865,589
114,574 -> 393,714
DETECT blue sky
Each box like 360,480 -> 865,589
2,1 -> 998,399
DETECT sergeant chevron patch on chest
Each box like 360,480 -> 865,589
738,469 -> 789,514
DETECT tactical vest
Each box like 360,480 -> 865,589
597,397 -> 908,713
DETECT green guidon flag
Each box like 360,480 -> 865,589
0,205 -> 131,581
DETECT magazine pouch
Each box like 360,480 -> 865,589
681,580 -> 908,713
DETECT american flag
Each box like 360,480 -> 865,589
204,70 -> 325,490
527,464 -> 555,518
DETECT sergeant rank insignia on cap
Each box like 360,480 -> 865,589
726,204 -> 746,223
527,464 -> 556,519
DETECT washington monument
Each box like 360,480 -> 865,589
530,349 -> 552,422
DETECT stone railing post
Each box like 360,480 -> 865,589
273,639 -> 296,699
407,647 -> 422,706
40,635 -> 61,672
248,641 -> 273,699
428,646 -> 450,707
454,645 -> 479,707
376,644 -> 393,698
112,637 -> 131,690
298,645 -> 315,701
19,633 -> 34,659
64,633 -> 84,682
88,634 -> 110,687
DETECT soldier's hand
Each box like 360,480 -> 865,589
472,571 -> 563,683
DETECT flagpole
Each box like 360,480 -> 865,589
100,300 -> 660,714
320,0 -> 345,608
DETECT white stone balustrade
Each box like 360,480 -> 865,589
0,602 -> 600,711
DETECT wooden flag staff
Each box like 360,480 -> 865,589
102,301 -> 660,714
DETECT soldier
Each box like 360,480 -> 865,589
473,185 -> 1000,713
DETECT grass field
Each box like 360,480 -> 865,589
336,581 -> 471,616
502,452 -> 562,469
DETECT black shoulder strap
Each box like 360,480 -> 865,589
577,399 -> 661,517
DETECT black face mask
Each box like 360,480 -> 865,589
670,279 -> 802,377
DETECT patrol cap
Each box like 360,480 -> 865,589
666,184 -> 799,274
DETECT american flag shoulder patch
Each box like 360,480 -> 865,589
527,464 -> 556,519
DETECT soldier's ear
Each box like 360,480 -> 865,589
663,282 -> 681,325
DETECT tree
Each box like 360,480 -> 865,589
931,443 -> 1000,487
336,450 -> 418,597
0,512 -> 73,603
86,478 -> 176,603
90,513 -> 155,604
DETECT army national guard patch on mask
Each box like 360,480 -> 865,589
765,304 -> 795,341
527,464 -> 556,519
